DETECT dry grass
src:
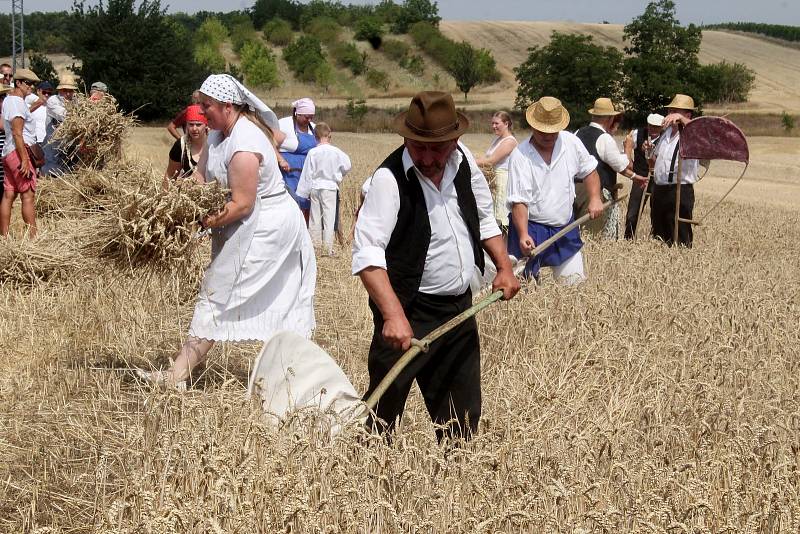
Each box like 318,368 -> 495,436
1,132 -> 799,532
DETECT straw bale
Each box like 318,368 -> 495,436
51,93 -> 136,169
0,231 -> 83,286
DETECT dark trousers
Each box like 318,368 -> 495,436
650,183 -> 694,247
624,179 -> 654,240
363,290 -> 481,442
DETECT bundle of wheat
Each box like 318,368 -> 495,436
51,93 -> 136,169
479,163 -> 497,193
0,231 -> 83,285
92,177 -> 228,269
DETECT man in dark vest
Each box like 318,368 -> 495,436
650,94 -> 700,247
623,113 -> 663,239
352,91 -> 520,441
573,97 -> 648,239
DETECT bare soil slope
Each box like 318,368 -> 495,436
440,21 -> 800,113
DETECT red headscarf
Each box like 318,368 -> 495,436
184,104 -> 207,125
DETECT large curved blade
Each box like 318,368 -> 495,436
679,116 -> 749,163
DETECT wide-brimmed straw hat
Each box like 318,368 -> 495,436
13,68 -> 40,83
0,85 -> 11,95
394,91 -> 469,142
525,96 -> 570,133
666,94 -> 696,111
57,76 -> 78,91
588,97 -> 621,116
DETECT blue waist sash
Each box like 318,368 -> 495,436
507,217 -> 583,279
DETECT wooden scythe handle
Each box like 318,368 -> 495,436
363,193 -> 629,413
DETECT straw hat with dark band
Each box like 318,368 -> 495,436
588,97 -> 622,116
13,68 -> 40,83
394,91 -> 469,142
666,94 -> 696,111
525,96 -> 570,133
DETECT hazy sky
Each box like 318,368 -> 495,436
10,0 -> 800,25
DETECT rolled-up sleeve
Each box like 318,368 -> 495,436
352,169 -> 400,275
505,148 -> 537,211
597,133 -> 629,173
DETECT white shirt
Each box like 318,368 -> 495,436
353,145 -> 500,296
589,122 -> 629,172
485,135 -> 517,171
653,127 -> 699,185
2,95 -> 36,157
25,94 -> 47,143
296,143 -> 352,198
46,94 -> 68,126
506,132 -> 598,227
277,116 -> 316,153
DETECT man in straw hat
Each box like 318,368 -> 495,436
574,97 -> 647,239
506,96 -> 603,283
650,94 -> 700,247
1,68 -> 42,238
42,75 -> 79,176
623,112 -> 664,239
353,90 -> 520,441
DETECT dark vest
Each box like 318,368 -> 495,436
575,125 -> 617,191
378,146 -> 484,308
632,126 -> 650,176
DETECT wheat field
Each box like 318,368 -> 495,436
1,128 -> 799,532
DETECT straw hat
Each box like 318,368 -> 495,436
666,94 -> 695,111
0,85 -> 11,95
13,68 -> 40,83
394,91 -> 469,142
57,76 -> 78,91
647,113 -> 665,127
525,97 -> 570,133
588,97 -> 621,116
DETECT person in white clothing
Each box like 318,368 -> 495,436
506,96 -> 603,284
295,122 -> 351,255
650,93 -> 700,247
42,77 -> 78,176
574,97 -> 647,239
353,91 -> 519,441
476,111 -> 517,230
25,81 -> 50,145
137,74 -> 316,388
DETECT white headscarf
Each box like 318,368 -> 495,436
199,74 -> 279,130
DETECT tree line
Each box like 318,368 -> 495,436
703,22 -> 800,43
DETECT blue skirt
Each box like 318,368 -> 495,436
507,217 -> 583,279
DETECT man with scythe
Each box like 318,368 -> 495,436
352,91 -> 520,441
650,94 -> 700,247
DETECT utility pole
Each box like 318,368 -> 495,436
11,0 -> 25,71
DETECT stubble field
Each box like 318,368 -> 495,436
1,128 -> 799,532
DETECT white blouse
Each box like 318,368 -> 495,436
485,135 -> 517,171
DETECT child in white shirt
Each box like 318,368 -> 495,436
296,122 -> 351,255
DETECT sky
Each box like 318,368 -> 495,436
8,0 -> 800,26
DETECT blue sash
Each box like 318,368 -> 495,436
282,127 -> 317,210
507,217 -> 583,279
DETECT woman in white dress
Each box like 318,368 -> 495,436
476,111 -> 518,231
142,74 -> 317,386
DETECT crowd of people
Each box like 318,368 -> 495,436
0,61 -> 703,441
0,63 -> 109,238
149,72 -> 703,442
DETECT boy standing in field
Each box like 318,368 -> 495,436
296,122 -> 351,255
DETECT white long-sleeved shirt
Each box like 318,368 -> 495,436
652,127 -> 699,185
588,122 -> 629,172
352,145 -> 500,296
295,143 -> 352,198
506,132 -> 598,227
46,94 -> 68,126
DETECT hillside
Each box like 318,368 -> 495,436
439,21 -> 800,114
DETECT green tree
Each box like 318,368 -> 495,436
194,42 -> 226,72
251,0 -> 303,29
195,17 -> 228,48
392,0 -> 440,34
230,19 -> 258,53
264,18 -> 294,46
514,32 -> 624,128
354,17 -> 385,45
314,62 -> 334,92
623,0 -> 702,120
450,42 -> 482,101
68,0 -> 207,120
29,53 -> 59,87
304,16 -> 341,45
283,35 -> 327,82
240,41 -> 280,89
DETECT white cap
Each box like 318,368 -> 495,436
647,113 -> 665,127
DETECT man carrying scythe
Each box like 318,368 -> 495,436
352,91 -> 520,442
